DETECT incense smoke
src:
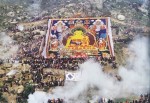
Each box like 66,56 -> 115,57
118,36 -> 150,95
28,36 -> 150,103
0,32 -> 18,60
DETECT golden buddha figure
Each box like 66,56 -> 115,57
65,30 -> 89,48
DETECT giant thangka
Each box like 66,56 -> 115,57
41,17 -> 114,58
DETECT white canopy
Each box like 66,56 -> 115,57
65,71 -> 82,81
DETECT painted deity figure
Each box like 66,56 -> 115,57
98,38 -> 107,51
52,21 -> 68,40
50,38 -> 59,51
91,20 -> 106,40
65,30 -> 89,48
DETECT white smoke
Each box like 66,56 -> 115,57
118,36 -> 150,95
28,36 -> 150,102
28,91 -> 49,103
0,32 -> 18,60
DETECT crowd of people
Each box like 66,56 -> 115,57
26,57 -> 85,70
97,94 -> 150,103
46,94 -> 150,103
47,98 -> 64,103
135,94 -> 150,103
114,37 -> 133,44
0,83 -> 9,93
9,24 -> 47,34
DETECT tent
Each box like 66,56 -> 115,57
65,71 -> 82,81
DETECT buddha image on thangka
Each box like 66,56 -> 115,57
62,26 -> 96,51
65,30 -> 89,47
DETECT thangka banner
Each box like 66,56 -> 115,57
42,17 -> 114,58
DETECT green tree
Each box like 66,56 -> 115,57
22,84 -> 35,99
17,84 -> 35,103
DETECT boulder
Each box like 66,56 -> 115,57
117,14 -> 125,21
7,12 -> 15,17
17,85 -> 24,94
